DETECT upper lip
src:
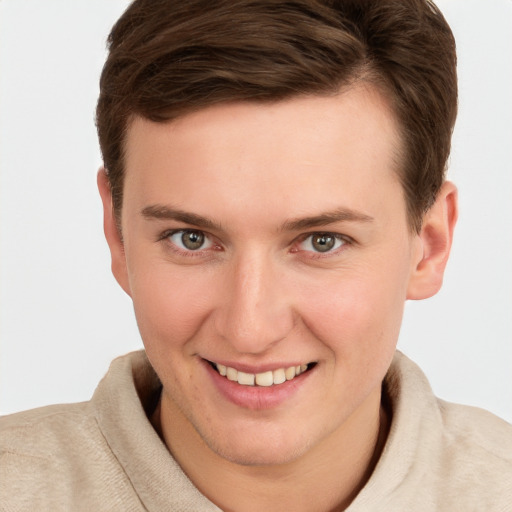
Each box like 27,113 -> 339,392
203,358 -> 313,374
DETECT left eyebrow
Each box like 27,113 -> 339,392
280,207 -> 374,231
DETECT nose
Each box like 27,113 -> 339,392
213,249 -> 295,355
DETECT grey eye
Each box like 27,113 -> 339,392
311,234 -> 336,252
299,233 -> 345,253
169,230 -> 212,251
182,231 -> 204,250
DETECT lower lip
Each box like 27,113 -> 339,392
203,360 -> 313,410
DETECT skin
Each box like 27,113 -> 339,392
99,84 -> 457,511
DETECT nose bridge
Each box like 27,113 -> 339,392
216,248 -> 294,354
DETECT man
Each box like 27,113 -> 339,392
1,1 -> 511,510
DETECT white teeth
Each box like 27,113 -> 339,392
215,363 -> 309,386
273,368 -> 286,385
285,366 -> 296,380
255,371 -> 273,387
226,367 -> 238,381
237,371 -> 255,386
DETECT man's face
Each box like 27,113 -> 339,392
115,85 -> 423,465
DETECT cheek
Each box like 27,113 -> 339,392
128,263 -> 216,353
297,263 -> 408,357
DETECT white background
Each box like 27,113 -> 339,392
0,0 -> 511,421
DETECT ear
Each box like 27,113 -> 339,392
97,168 -> 132,297
407,181 -> 458,300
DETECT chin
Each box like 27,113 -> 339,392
212,444 -> 305,467
201,426 -> 313,467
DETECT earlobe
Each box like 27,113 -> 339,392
406,181 -> 458,300
97,168 -> 132,297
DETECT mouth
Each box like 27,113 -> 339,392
207,360 -> 316,387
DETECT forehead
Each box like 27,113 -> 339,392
122,84 -> 405,228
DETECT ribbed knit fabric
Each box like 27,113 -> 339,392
1,350 -> 511,511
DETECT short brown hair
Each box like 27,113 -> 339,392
96,0 -> 457,232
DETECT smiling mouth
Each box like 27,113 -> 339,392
208,361 -> 316,387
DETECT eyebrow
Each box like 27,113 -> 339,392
141,204 -> 374,232
141,205 -> 223,231
280,208 -> 374,231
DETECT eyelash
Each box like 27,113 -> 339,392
157,229 -> 352,258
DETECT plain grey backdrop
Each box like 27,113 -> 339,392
1,0 -> 511,421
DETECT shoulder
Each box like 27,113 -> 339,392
437,398 -> 512,472
389,352 -> 512,465
439,398 -> 512,448
0,402 -> 141,510
0,401 -> 97,457
376,352 -> 512,510
432,400 -> 512,510
0,401 -> 107,483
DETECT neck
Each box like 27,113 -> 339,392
152,387 -> 389,512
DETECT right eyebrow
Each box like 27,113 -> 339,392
141,204 -> 223,231
280,207 -> 374,232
